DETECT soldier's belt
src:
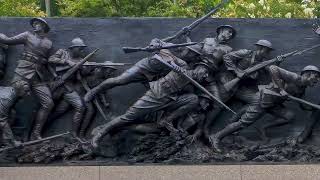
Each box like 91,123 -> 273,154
21,52 -> 47,64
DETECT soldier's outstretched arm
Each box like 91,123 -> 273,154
268,65 -> 299,89
48,49 -> 73,65
223,49 -> 251,72
0,32 -> 28,45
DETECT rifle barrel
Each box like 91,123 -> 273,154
154,54 -> 236,114
162,0 -> 230,42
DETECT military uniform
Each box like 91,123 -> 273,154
85,49 -> 187,102
91,57 -> 211,147
0,19 -> 54,140
211,65 -> 309,151
48,48 -> 86,137
223,49 -> 268,104
0,87 -> 19,146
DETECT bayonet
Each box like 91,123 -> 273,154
162,0 -> 230,42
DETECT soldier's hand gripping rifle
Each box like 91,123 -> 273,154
123,42 -> 197,54
0,132 -> 71,153
161,0 -> 230,42
50,49 -> 99,91
224,43 -> 320,91
154,54 -> 236,115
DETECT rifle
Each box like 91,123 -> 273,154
224,43 -> 320,91
272,92 -> 320,110
162,0 -> 230,42
153,54 -> 236,115
79,78 -> 109,122
122,42 -> 197,54
0,132 -> 70,153
83,61 -> 132,68
50,49 -> 99,91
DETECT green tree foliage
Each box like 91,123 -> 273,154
0,0 -> 45,17
56,0 -> 319,18
0,0 -> 318,18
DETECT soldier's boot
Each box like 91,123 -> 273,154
30,108 -> 52,140
210,121 -> 244,153
30,123 -> 43,140
79,104 -> 95,140
72,111 -> 85,138
91,118 -> 126,148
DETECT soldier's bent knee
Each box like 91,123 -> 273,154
42,98 -> 54,110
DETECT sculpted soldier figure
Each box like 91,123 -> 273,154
211,65 -> 320,152
78,62 -> 116,139
48,38 -> 88,138
0,18 -> 54,140
195,25 -> 236,71
160,25 -> 236,143
294,25 -> 320,143
203,40 -> 273,145
0,85 -> 27,148
91,62 -> 210,148
84,39 -> 189,103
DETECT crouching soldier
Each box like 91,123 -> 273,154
211,65 -> 320,152
0,82 -> 29,147
91,61 -> 210,148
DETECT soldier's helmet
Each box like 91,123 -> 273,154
216,25 -> 237,39
255,39 -> 273,50
69,38 -> 87,48
194,62 -> 211,69
302,65 -> 320,74
30,18 -> 50,33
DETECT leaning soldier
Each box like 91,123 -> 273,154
211,65 -> 320,152
48,38 -> 89,138
90,61 -> 211,148
0,18 -> 54,140
202,40 -> 274,145
292,24 -> 320,143
0,82 -> 30,147
84,38 -> 200,102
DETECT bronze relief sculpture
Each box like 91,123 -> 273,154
0,15 -> 320,165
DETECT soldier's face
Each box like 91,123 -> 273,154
194,66 -> 209,82
302,71 -> 320,87
217,28 -> 233,42
33,21 -> 45,33
256,46 -> 271,58
71,47 -> 86,58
